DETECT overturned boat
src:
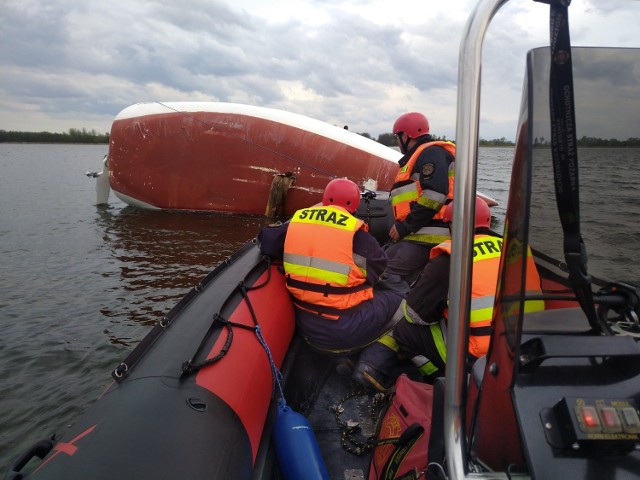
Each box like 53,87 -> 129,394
104,102 -> 401,216
9,1 -> 640,479
98,102 -> 498,216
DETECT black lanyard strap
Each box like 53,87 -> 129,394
537,0 -> 605,333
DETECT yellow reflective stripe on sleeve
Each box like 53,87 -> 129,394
416,196 -> 443,210
430,323 -> 447,362
389,183 -> 419,206
418,360 -> 439,376
377,333 -> 400,353
421,188 -> 448,204
404,226 -> 451,244
402,300 -> 441,327
404,233 -> 451,244
414,359 -> 438,376
402,300 -> 418,324
402,300 -> 447,364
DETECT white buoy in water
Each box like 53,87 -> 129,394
95,155 -> 111,205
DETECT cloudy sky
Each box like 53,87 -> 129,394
1,0 -> 637,140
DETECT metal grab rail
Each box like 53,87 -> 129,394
447,0 -> 512,479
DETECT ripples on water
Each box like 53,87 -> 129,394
95,207 -> 268,335
528,147 -> 640,282
478,147 -> 513,231
0,144 -> 269,470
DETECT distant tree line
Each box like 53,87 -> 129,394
364,132 -> 514,147
0,128 -> 109,144
478,137 -> 515,147
534,136 -> 640,147
368,131 -> 640,148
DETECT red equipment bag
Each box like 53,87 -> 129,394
368,374 -> 434,479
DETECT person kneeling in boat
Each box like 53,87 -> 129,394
258,178 -> 405,356
353,197 -> 543,392
385,112 -> 456,287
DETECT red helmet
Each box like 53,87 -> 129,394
392,112 -> 430,138
322,178 -> 361,213
443,196 -> 491,229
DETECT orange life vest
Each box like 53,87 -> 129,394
431,235 -> 544,357
431,235 -> 501,358
283,205 -> 374,314
390,141 -> 455,244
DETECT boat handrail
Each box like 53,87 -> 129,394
446,1 -> 513,479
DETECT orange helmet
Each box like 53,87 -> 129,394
443,196 -> 491,229
322,178 -> 361,213
392,112 -> 430,139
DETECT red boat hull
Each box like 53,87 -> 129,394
108,102 -> 401,215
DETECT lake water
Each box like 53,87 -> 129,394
0,144 -> 272,471
0,143 -> 631,472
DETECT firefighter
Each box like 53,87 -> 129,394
258,178 -> 404,355
353,197 -> 543,391
385,112 -> 455,287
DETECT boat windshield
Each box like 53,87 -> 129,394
499,46 -> 640,348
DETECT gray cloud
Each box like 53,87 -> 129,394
0,0 -> 637,139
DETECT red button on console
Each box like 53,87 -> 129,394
575,405 -> 601,433
598,407 -> 622,433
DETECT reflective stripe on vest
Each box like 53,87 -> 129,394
390,141 -> 455,222
284,253 -> 365,286
283,205 -> 373,312
431,235 -> 501,357
401,300 -> 447,370
404,320 -> 448,377
430,160 -> 455,221
430,320 -> 447,366
413,355 -> 440,376
377,332 -> 400,353
502,238 -> 546,314
403,226 -> 451,245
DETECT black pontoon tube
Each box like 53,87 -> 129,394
448,0 -> 511,479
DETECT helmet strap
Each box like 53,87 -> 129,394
399,135 -> 411,154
